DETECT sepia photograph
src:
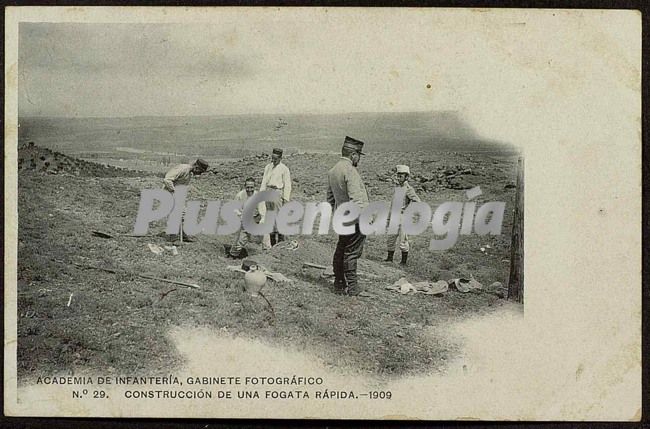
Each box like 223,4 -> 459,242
4,7 -> 640,420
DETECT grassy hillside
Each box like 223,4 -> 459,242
17,143 -> 520,380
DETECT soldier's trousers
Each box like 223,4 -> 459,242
333,224 -> 366,291
387,225 -> 410,252
265,193 -> 285,245
230,214 -> 263,257
230,230 -> 263,257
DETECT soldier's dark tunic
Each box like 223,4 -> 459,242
326,157 -> 369,292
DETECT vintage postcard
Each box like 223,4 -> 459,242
4,7 -> 641,420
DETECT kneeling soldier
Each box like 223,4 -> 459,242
229,177 -> 267,259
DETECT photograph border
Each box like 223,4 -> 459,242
3,1 -> 646,426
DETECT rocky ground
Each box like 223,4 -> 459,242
16,143 -> 520,382
18,142 -> 150,178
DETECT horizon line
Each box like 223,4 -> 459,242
18,110 -> 460,120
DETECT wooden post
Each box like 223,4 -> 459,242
508,156 -> 524,303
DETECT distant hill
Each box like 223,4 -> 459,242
18,112 -> 518,157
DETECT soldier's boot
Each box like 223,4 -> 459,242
333,272 -> 346,293
270,233 -> 277,247
342,270 -> 363,296
277,234 -> 285,243
400,251 -> 408,266
384,251 -> 394,262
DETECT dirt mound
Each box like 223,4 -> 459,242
18,142 -> 149,178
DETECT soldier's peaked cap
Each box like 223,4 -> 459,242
272,148 -> 283,155
195,159 -> 209,170
343,136 -> 365,155
396,165 -> 410,174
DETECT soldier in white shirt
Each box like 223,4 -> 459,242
260,148 -> 292,246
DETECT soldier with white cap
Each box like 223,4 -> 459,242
385,164 -> 421,265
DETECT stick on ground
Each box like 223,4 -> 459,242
302,262 -> 328,270
66,261 -> 201,289
258,291 -> 276,323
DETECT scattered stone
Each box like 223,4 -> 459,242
487,281 -> 508,298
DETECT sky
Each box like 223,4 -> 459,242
16,9 -> 640,144
19,16 -> 468,118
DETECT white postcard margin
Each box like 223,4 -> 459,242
4,7 -> 642,420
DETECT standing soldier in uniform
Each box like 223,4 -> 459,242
385,164 -> 421,266
260,148 -> 292,246
163,158 -> 209,241
327,136 -> 369,296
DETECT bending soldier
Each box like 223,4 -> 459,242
163,159 -> 209,242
